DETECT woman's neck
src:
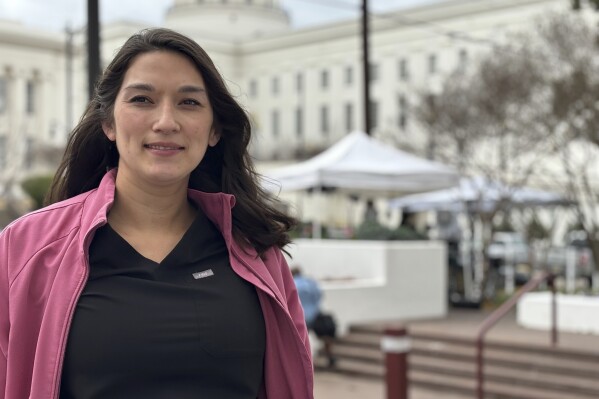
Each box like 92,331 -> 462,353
108,175 -> 197,235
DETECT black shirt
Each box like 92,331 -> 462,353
60,210 -> 266,399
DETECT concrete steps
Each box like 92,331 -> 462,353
315,324 -> 599,399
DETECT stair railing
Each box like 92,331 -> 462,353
475,271 -> 556,399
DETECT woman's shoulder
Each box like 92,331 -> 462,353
1,189 -> 97,242
261,245 -> 295,280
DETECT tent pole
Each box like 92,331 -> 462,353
312,186 -> 322,239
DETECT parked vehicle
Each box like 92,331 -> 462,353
487,232 -> 532,284
543,231 -> 595,282
487,232 -> 531,265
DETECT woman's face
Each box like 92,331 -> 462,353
103,50 -> 219,190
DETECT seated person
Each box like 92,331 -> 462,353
291,266 -> 337,367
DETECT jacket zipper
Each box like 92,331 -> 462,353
229,246 -> 313,397
50,220 -> 105,399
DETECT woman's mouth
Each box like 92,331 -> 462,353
144,144 -> 184,150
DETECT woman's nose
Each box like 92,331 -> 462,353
153,103 -> 180,134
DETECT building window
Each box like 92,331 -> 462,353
458,49 -> 468,69
428,54 -> 437,75
320,105 -> 329,135
296,72 -> 303,93
369,100 -> 378,130
271,109 -> 280,137
49,120 -> 57,139
320,69 -> 329,89
249,79 -> 258,98
399,58 -> 409,81
0,136 -> 6,169
398,94 -> 408,130
25,137 -> 35,169
345,66 -> 353,86
272,76 -> 279,95
295,106 -> 303,138
344,102 -> 354,133
26,80 -> 36,114
0,78 -> 6,113
369,63 -> 379,81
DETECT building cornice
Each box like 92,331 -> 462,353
167,3 -> 289,22
0,20 -> 64,52
240,0 -> 560,54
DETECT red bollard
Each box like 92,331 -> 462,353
381,326 -> 411,399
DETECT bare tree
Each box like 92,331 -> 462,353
415,11 -> 599,283
534,11 -> 599,272
417,43 -> 550,271
415,68 -> 484,171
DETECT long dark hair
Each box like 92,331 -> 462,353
46,28 -> 296,256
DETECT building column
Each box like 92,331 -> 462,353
6,72 -> 27,178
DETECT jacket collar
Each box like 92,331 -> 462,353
79,169 -> 238,245
77,170 -> 282,302
187,189 -> 236,245
78,169 -> 118,249
187,188 -> 285,305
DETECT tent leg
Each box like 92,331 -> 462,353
312,186 -> 322,239
313,220 -> 321,239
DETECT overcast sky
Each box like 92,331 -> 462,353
0,0 -> 443,32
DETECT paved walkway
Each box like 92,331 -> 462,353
313,306 -> 599,398
314,371 -> 465,399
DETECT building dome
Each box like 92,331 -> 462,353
165,0 -> 290,41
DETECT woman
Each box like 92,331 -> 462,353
0,28 -> 313,398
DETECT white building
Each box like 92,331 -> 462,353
0,0 -> 582,218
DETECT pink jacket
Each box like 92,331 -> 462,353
0,170 -> 313,399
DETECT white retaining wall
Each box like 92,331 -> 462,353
517,292 -> 599,335
285,239 -> 448,334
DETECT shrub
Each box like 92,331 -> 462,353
21,174 -> 54,209
354,220 -> 392,240
526,215 -> 549,241
389,225 -> 428,240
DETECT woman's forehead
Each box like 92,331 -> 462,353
122,51 -> 206,86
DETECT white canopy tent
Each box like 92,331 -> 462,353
388,176 -> 572,213
262,131 -> 460,238
263,131 -> 459,196
388,176 -> 572,302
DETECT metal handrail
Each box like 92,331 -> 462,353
475,271 -> 556,399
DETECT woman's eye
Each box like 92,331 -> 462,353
130,96 -> 151,103
182,99 -> 201,106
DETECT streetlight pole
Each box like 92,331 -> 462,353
362,0 -> 371,136
87,0 -> 100,100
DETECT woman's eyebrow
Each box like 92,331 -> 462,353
122,83 -> 206,95
123,83 -> 154,92
179,85 -> 207,94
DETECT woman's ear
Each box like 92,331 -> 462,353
102,121 -> 116,141
208,127 -> 220,147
